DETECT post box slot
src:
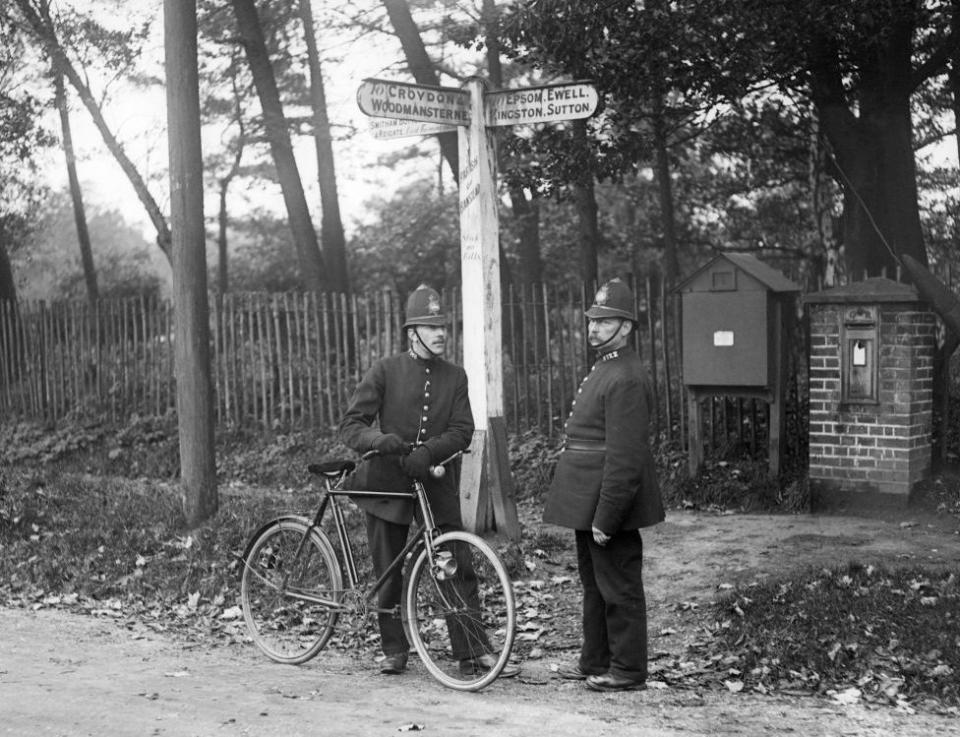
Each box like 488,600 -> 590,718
841,308 -> 879,403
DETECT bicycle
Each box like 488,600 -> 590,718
238,449 -> 517,691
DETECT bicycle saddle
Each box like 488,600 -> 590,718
308,460 -> 356,477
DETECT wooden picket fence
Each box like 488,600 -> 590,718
0,279 -> 674,428
0,276 -> 804,461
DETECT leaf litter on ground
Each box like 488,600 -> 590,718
3,416 -> 960,715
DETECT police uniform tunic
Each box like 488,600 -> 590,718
544,348 -> 664,683
339,350 -> 480,659
544,350 -> 664,533
339,351 -> 474,526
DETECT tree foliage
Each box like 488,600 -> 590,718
498,0 -> 958,279
0,6 -> 55,302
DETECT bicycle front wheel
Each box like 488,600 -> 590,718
404,531 -> 516,691
240,517 -> 342,665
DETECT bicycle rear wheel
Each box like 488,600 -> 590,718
404,531 -> 516,691
240,517 -> 342,664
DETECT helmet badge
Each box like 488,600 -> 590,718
427,293 -> 441,315
594,284 -> 609,306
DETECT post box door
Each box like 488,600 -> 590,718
681,290 -> 769,386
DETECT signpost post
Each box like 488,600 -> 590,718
357,76 -> 598,540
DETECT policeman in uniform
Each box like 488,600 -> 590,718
339,284 -> 519,678
545,278 -> 665,691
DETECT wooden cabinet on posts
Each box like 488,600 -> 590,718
675,253 -> 801,477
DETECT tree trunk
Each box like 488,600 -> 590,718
381,0 -> 459,183
952,0 -> 960,192
810,17 -> 927,278
231,0 -> 327,292
165,0 -> 218,528
483,0 -> 542,287
298,0 -> 349,294
217,185 -> 229,295
215,62 -> 248,297
651,77 -> 679,286
0,235 -> 24,384
572,119 -> 599,288
0,238 -> 17,303
15,0 -> 172,259
510,188 -> 543,285
54,70 -> 98,304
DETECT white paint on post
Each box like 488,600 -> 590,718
457,78 -> 508,533
458,77 -> 503,426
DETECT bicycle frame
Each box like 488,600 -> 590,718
240,447 -> 516,690
281,466 -> 446,618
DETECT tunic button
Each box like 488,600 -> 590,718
423,405 -> 429,411
424,392 -> 430,398
425,368 -> 431,374
422,415 -> 428,422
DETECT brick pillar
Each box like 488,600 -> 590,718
806,282 -> 935,507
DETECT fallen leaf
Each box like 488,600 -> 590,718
830,687 -> 861,705
724,679 -> 744,693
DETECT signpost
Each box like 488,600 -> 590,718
356,78 -> 470,126
485,82 -> 598,127
357,76 -> 599,540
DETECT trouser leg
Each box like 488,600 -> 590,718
590,529 -> 648,681
575,530 -> 610,674
365,513 -> 410,656
439,524 -> 492,661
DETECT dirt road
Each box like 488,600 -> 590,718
3,509 -> 960,737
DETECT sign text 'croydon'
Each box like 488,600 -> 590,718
357,78 -> 470,126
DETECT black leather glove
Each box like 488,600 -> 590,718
401,446 -> 433,480
373,433 -> 407,455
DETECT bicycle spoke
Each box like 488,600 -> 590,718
240,519 -> 342,664
404,531 -> 516,691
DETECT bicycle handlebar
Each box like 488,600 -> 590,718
359,447 -> 471,479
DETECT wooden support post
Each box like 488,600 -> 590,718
687,390 -> 703,477
457,77 -> 519,540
